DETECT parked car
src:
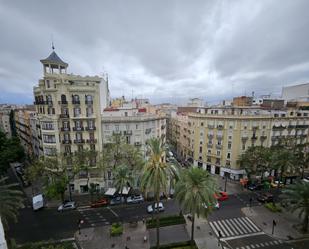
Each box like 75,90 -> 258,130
203,202 -> 220,209
257,193 -> 274,203
110,196 -> 125,205
214,191 -> 228,201
271,181 -> 284,188
58,201 -> 76,211
91,198 -> 109,208
147,202 -> 165,213
126,195 -> 144,204
248,183 -> 263,191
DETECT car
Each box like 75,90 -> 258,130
91,198 -> 109,208
58,201 -> 76,211
126,195 -> 144,204
271,180 -> 284,188
214,191 -> 228,201
257,193 -> 274,203
203,201 -> 220,209
147,202 -> 165,213
110,196 -> 125,205
248,183 -> 263,191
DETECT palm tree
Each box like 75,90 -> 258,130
113,165 -> 133,201
238,146 -> 271,180
175,167 -> 217,244
0,177 -> 24,228
141,138 -> 178,249
281,181 -> 309,232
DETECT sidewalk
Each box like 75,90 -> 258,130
184,215 -> 224,249
242,206 -> 308,241
214,175 -> 243,195
75,221 -> 149,249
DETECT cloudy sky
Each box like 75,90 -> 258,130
1,0 -> 309,105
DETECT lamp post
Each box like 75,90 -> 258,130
272,219 -> 276,235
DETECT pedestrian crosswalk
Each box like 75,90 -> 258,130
234,239 -> 284,249
209,217 -> 261,238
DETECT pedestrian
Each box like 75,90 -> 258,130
142,218 -> 145,224
143,236 -> 147,243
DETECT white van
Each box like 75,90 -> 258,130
32,194 -> 44,211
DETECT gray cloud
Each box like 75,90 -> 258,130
0,0 -> 309,104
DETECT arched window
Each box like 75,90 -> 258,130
61,94 -> 67,102
72,95 -> 80,104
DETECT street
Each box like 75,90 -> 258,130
8,189 -> 272,244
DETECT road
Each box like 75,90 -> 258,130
8,190 -> 267,244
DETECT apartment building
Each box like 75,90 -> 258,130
33,49 -> 108,192
0,111 -> 11,137
102,105 -> 167,157
171,106 -> 309,180
14,107 -> 36,156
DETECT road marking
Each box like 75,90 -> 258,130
209,222 -> 219,237
244,217 -> 261,231
221,231 -> 264,241
229,219 -> 243,235
107,207 -> 119,217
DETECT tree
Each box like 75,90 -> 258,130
0,131 -> 25,176
0,177 -> 24,228
270,146 -> 295,184
238,146 -> 271,179
175,167 -> 217,244
281,181 -> 309,232
141,138 -> 178,249
113,165 -> 133,200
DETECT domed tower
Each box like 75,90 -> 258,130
40,48 -> 68,75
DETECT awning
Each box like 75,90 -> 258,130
105,187 -> 116,196
119,187 -> 131,195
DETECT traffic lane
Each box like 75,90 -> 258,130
7,207 -> 82,244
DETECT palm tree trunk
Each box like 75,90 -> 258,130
191,214 -> 195,244
156,192 -> 160,249
303,211 -> 308,232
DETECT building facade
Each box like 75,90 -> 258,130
33,50 -> 107,192
171,106 -> 309,180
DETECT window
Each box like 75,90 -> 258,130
125,112 -> 128,117
75,120 -> 82,128
65,146 -> 71,153
90,144 -> 95,151
78,145 -> 83,151
208,149 -> 211,154
242,143 -> 246,150
200,141 -> 203,145
73,95 -> 80,102
228,142 -> 232,150
105,125 -> 109,130
115,125 -> 119,131
46,80 -> 50,88
89,133 -> 94,140
217,150 -> 220,156
74,108 -> 81,117
199,147 -> 202,153
227,152 -> 231,159
76,133 -> 82,140
201,122 -> 204,126
136,124 -> 139,129
86,107 -> 93,117
207,157 -> 211,162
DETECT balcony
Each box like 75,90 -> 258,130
85,126 -> 96,131
73,127 -> 84,131
72,100 -> 80,105
62,140 -> 72,144
260,135 -> 267,140
86,139 -> 97,144
216,144 -> 222,149
113,131 -> 122,135
251,135 -> 257,140
217,125 -> 224,130
46,101 -> 53,106
272,125 -> 285,130
241,136 -> 248,141
207,144 -> 213,149
208,124 -> 214,129
84,100 -> 93,105
207,134 -> 213,139
58,100 -> 68,105
134,142 -> 142,146
216,135 -> 223,140
74,139 -> 85,144
295,125 -> 309,129
124,130 -> 133,135
61,127 -> 71,132
60,114 -> 70,118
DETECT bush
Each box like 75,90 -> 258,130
110,222 -> 123,236
264,202 -> 282,212
150,240 -> 198,249
146,215 -> 185,229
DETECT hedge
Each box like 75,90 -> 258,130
264,203 -> 282,212
146,215 -> 185,229
110,222 -> 123,236
150,240 -> 198,249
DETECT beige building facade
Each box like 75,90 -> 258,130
171,106 -> 309,180
33,50 -> 107,192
